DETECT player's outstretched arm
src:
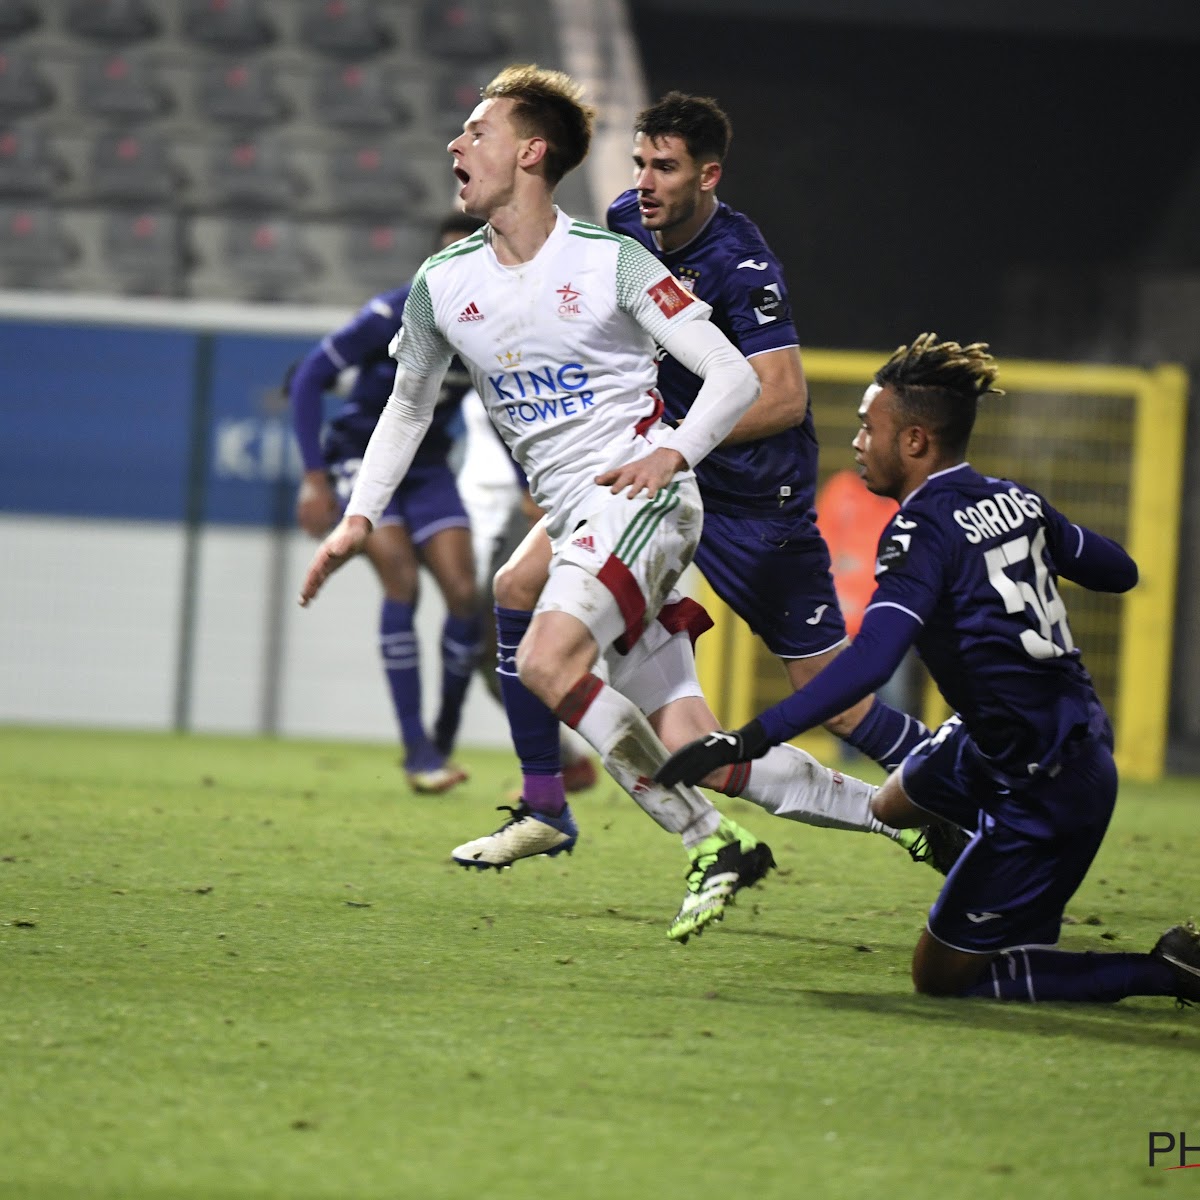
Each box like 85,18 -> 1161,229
658,602 -> 924,787
1053,520 -> 1139,593
655,721 -> 772,788
299,514 -> 372,606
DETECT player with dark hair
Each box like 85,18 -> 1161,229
474,90 -> 953,869
290,213 -> 485,794
657,333 -> 1200,1004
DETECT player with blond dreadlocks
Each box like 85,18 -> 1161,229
658,332 -> 1200,1006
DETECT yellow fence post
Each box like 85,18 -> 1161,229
1115,364 -> 1188,780
690,351 -> 1186,782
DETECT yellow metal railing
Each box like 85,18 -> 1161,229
694,351 -> 1188,782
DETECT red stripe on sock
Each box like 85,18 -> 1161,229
597,555 -> 647,654
554,672 -> 604,729
713,760 -> 751,797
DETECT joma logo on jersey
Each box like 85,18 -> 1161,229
489,361 -> 595,424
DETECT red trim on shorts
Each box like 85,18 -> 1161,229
633,389 -> 664,439
554,672 -> 604,729
597,555 -> 647,654
657,595 -> 713,647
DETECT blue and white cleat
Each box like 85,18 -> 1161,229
452,802 -> 578,870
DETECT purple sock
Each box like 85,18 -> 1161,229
964,948 -> 1177,1003
433,612 -> 483,757
495,605 -> 565,816
842,697 -> 931,772
381,599 -> 441,773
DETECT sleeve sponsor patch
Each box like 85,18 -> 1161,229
875,532 -> 911,575
648,275 -> 696,318
750,283 -> 784,325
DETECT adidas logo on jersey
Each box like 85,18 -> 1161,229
457,301 -> 484,323
571,534 -> 596,554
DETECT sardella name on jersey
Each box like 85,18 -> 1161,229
953,486 -> 1044,544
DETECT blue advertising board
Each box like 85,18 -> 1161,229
0,321 -> 195,522
0,319 -> 318,526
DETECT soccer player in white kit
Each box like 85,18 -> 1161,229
299,63 -> 791,941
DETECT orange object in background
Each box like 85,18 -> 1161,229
814,469 -> 898,637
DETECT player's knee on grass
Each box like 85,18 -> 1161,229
911,930 -> 993,996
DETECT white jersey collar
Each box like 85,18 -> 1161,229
485,207 -> 571,274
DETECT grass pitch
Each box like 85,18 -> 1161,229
1,726 -> 1197,1199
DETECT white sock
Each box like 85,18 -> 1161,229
744,744 -> 891,835
570,680 -> 721,849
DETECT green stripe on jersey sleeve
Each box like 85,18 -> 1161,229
391,266 -> 454,375
568,220 -> 622,243
615,237 -> 709,342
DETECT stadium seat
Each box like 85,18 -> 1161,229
298,0 -> 393,59
0,123 -> 67,198
197,57 -> 290,126
0,49 -> 55,119
181,0 -> 274,52
326,140 -> 426,215
431,63 -> 495,137
221,216 -> 320,301
209,132 -> 306,209
344,220 -> 429,288
311,61 -> 410,131
77,50 -> 172,121
0,204 -> 78,286
419,0 -> 508,60
65,0 -> 159,44
0,0 -> 38,39
102,209 -> 188,296
90,128 -> 183,204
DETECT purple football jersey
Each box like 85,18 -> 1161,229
607,189 -> 818,517
291,281 -> 469,470
868,463 -> 1123,779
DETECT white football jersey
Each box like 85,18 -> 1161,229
390,209 -> 712,540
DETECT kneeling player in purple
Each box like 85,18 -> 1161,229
290,214 -> 485,794
657,333 -> 1200,1005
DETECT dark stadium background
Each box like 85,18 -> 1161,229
629,0 -> 1200,768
